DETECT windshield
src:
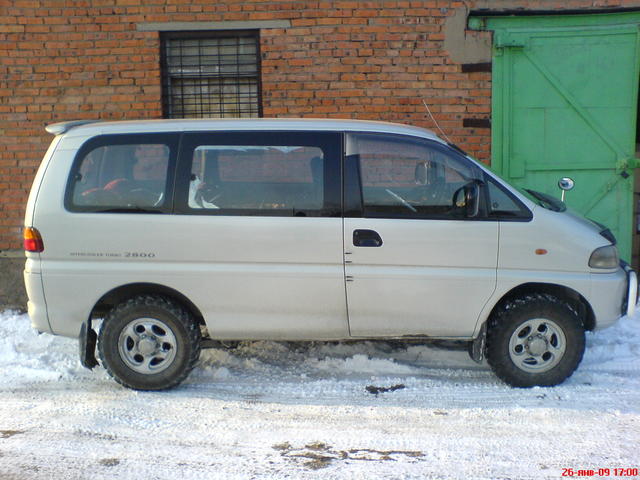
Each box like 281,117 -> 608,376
520,189 -> 566,212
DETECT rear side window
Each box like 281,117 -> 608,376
177,131 -> 341,216
66,134 -> 179,212
189,145 -> 324,210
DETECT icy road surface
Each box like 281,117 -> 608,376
0,310 -> 639,480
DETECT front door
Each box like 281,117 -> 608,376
475,12 -> 640,261
343,133 -> 499,338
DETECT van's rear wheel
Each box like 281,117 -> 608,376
486,294 -> 585,387
98,295 -> 201,390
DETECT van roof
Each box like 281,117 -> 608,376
46,118 -> 442,142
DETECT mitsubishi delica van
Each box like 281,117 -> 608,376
23,119 -> 637,390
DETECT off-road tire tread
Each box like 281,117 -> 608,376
486,293 -> 585,388
98,294 -> 201,391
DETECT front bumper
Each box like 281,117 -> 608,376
621,262 -> 638,317
589,264 -> 635,331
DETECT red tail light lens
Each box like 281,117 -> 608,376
24,227 -> 44,253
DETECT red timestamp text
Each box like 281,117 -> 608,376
561,468 -> 639,477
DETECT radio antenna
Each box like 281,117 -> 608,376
422,99 -> 452,144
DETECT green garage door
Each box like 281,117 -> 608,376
470,12 -> 640,261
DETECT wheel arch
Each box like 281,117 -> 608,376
484,282 -> 596,332
90,282 -> 205,326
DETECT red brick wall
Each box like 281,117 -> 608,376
0,0 -> 636,250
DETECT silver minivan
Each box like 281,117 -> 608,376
23,119 -> 637,390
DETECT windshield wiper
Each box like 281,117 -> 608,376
524,189 -> 566,212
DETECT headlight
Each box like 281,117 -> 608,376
589,245 -> 619,269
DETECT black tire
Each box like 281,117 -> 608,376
98,295 -> 201,391
486,293 -> 585,387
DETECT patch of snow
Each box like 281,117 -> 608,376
0,309 -> 639,479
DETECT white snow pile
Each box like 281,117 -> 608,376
0,309 -> 639,479
0,310 -> 90,383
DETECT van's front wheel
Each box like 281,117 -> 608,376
486,294 -> 585,387
98,295 -> 201,390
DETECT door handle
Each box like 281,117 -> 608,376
353,229 -> 383,247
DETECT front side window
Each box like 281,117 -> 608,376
347,133 -> 483,219
161,31 -> 261,119
67,135 -> 177,212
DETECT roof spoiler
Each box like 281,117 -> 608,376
45,120 -> 100,135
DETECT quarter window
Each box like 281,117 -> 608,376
67,136 -> 176,212
486,180 -> 530,218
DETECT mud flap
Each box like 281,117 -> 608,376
79,320 -> 99,370
468,323 -> 487,364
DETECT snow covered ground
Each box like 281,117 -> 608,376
0,310 -> 639,480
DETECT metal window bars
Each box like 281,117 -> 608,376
161,31 -> 262,119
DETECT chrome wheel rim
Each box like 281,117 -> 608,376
118,318 -> 177,374
508,318 -> 566,373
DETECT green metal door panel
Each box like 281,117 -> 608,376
543,108 -> 616,169
531,31 -> 638,107
510,108 -> 543,178
476,12 -> 640,261
511,45 -> 565,108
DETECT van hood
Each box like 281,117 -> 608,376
519,188 -> 616,246
563,206 -> 617,245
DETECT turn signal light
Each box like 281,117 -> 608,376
23,227 -> 44,253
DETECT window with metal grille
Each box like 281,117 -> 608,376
161,31 -> 262,119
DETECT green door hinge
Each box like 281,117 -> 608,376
616,157 -> 638,172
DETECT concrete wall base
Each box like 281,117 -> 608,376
0,253 -> 26,311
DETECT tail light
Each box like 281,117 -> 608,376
24,227 -> 44,253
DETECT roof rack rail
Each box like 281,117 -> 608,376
45,120 -> 100,135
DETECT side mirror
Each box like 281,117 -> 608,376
558,177 -> 575,202
453,181 -> 481,218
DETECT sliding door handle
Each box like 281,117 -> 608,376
353,229 -> 383,247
